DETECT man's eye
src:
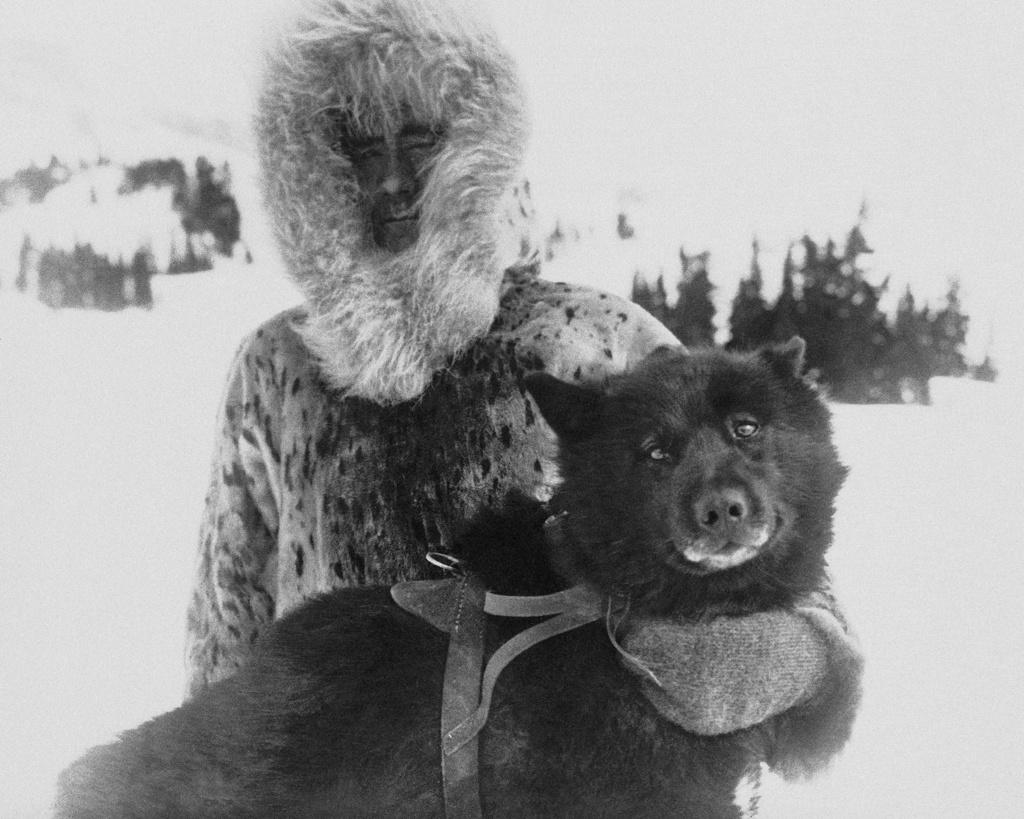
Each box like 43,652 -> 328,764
401,137 -> 439,155
349,142 -> 385,160
648,448 -> 671,462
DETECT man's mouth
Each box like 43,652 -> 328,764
372,211 -> 420,253
381,206 -> 418,223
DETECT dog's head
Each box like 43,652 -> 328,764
525,340 -> 848,616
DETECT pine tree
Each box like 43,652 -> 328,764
969,328 -> 998,383
120,158 -> 188,204
181,157 -> 242,257
4,157 -> 71,204
37,248 -> 63,309
616,212 -> 635,240
210,161 -> 241,256
130,250 -> 155,309
95,253 -> 127,311
791,227 -> 891,402
769,245 -> 800,344
971,354 -> 998,383
794,236 -> 839,384
886,286 -> 931,403
630,272 -> 669,325
668,248 -> 716,347
928,278 -> 969,378
68,244 -> 90,309
727,237 -> 771,350
169,234 -> 213,274
16,235 -> 32,292
839,225 -> 893,401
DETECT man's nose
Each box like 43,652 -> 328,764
380,150 -> 414,195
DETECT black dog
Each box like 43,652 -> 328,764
55,340 -> 858,819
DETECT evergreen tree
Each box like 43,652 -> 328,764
16,235 -> 32,293
630,272 -> 669,325
928,278 -> 969,378
668,248 -> 716,347
769,245 -> 800,343
130,250 -> 155,309
971,354 -> 998,383
839,225 -> 893,401
182,157 -> 242,256
37,249 -> 63,309
792,236 -> 838,383
792,228 -> 891,402
616,212 -> 635,240
727,237 -> 771,350
94,253 -> 127,311
120,158 -> 188,206
32,243 -> 143,310
66,244 -> 90,309
168,234 -> 213,274
0,156 -> 72,206
886,286 -> 931,403
969,328 -> 998,383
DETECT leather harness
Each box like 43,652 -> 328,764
391,569 -> 606,819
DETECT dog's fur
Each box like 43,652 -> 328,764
256,0 -> 529,403
56,341 -> 856,818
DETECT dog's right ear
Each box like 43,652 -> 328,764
760,336 -> 807,379
523,372 -> 604,443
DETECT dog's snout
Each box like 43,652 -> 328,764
695,488 -> 750,533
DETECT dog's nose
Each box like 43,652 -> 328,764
694,488 -> 749,533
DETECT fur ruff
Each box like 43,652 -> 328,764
255,0 -> 530,404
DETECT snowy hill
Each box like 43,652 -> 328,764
0,37 -> 279,293
0,38 -> 250,178
1,264 -> 1022,818
0,154 -> 283,308
0,163 -> 182,280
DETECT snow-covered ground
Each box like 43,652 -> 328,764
1,265 -> 1022,818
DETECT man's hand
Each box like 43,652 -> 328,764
619,596 -> 863,777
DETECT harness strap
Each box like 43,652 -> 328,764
439,575 -> 487,819
442,606 -> 603,754
483,585 -> 599,617
392,571 -> 605,819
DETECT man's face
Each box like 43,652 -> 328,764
343,124 -> 443,253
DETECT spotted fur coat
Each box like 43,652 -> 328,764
186,266 -> 681,694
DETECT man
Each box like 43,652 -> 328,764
186,0 -> 859,771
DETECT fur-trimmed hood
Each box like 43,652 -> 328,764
255,0 -> 530,404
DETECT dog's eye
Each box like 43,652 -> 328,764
732,420 -> 760,439
642,438 -> 672,462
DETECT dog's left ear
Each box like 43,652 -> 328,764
523,372 -> 603,443
761,336 -> 807,377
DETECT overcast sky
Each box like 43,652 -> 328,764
3,0 -> 1023,378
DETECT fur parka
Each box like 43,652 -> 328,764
255,0 -> 532,404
